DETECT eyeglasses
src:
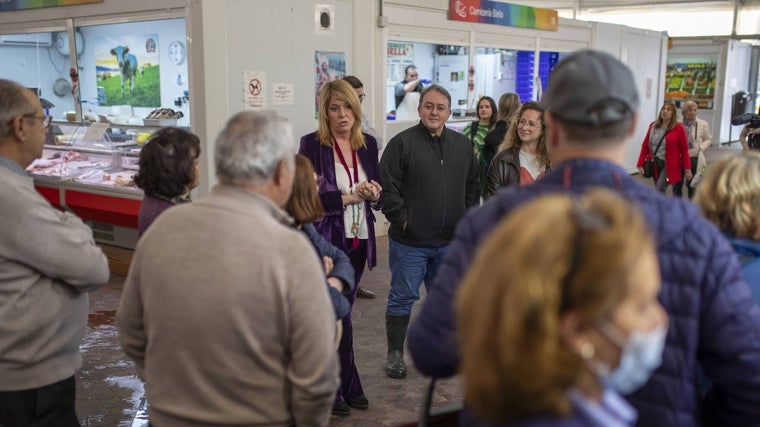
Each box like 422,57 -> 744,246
517,118 -> 540,129
358,93 -> 366,102
29,115 -> 52,128
421,103 -> 449,113
5,114 -> 52,129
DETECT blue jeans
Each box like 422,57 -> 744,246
386,238 -> 449,316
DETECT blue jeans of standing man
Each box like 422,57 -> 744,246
386,238 -> 449,316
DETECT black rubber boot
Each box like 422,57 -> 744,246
385,314 -> 410,379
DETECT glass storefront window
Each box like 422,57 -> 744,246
0,17 -> 189,129
75,18 -> 189,128
0,30 -> 69,120
473,47 -> 567,106
386,41 -> 469,121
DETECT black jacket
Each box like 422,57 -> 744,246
485,146 -> 520,199
485,146 -> 551,199
482,119 -> 509,168
380,123 -> 480,247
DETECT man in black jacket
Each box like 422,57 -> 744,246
379,84 -> 480,379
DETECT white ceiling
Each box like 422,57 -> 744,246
529,0 -> 760,38
532,1 -> 754,11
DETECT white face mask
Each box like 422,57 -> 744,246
590,321 -> 668,395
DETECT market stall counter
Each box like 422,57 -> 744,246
28,122 -> 144,249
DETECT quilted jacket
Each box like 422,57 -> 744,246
408,158 -> 760,427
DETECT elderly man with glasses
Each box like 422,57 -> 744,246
0,79 -> 109,427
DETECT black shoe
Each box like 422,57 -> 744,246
356,287 -> 376,299
347,395 -> 369,410
332,400 -> 351,417
385,315 -> 410,379
386,349 -> 407,379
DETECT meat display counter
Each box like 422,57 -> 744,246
28,122 -> 145,249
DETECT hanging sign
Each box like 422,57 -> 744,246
448,0 -> 558,31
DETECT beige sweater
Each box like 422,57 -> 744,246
685,117 -> 712,157
0,165 -> 109,391
117,185 -> 339,426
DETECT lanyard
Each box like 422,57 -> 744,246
334,138 -> 358,188
334,137 -> 362,248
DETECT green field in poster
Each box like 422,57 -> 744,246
99,65 -> 160,107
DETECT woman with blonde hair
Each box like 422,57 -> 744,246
457,189 -> 668,426
636,101 -> 691,194
484,101 -> 550,198
299,79 -> 382,416
694,152 -> 760,302
483,92 -> 521,168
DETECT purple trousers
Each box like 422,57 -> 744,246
336,238 -> 367,404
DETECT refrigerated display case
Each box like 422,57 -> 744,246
26,122 -> 147,247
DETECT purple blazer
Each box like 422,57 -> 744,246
299,132 -> 382,269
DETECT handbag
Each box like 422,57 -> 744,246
642,130 -> 668,178
396,378 -> 461,427
690,150 -> 707,188
642,159 -> 655,178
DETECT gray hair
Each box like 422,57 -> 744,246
215,111 -> 295,184
681,100 -> 698,112
0,79 -> 35,141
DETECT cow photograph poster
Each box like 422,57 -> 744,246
94,34 -> 160,107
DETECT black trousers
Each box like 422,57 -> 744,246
0,376 -> 79,427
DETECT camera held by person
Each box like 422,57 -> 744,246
733,112 -> 760,151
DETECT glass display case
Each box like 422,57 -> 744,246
25,122 -> 151,248
28,122 -> 141,193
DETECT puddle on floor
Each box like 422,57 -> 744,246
104,375 -> 146,427
89,309 -> 116,326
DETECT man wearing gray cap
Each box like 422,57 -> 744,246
407,50 -> 760,426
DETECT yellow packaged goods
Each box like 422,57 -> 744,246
136,132 -> 152,145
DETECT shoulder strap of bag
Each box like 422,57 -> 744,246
652,129 -> 669,157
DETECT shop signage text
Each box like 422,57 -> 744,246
448,0 -> 558,31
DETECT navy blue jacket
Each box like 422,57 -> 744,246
407,158 -> 760,427
299,223 -> 354,319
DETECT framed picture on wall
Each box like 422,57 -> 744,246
315,50 -> 346,118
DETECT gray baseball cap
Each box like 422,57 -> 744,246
538,50 -> 639,125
